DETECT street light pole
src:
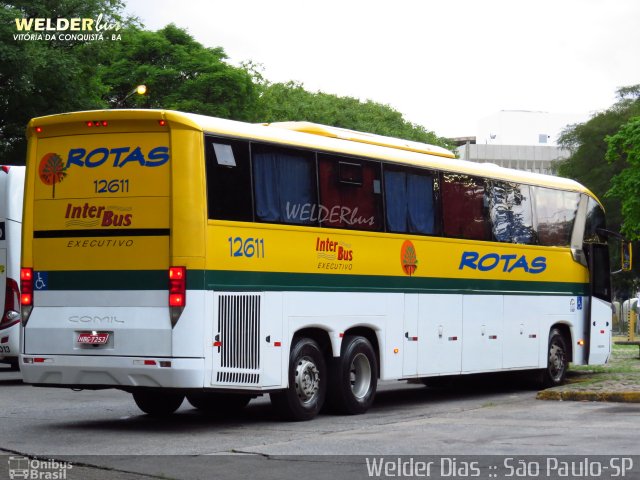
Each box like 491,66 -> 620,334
116,84 -> 147,107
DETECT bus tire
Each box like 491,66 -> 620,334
133,390 -> 184,416
186,392 -> 252,413
541,328 -> 568,387
270,337 -> 326,421
328,335 -> 378,415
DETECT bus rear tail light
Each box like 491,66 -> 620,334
1,278 -> 20,329
20,268 -> 33,325
169,267 -> 186,327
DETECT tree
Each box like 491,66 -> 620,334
605,117 -> 640,239
557,85 -> 640,232
252,80 -> 453,150
99,24 -> 257,121
0,1 -> 128,164
556,85 -> 640,298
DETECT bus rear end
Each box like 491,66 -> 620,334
0,166 -> 24,369
20,110 -> 205,394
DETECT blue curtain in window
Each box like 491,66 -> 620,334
407,174 -> 434,234
253,153 -> 279,221
384,170 -> 408,232
385,170 -> 434,234
253,152 -> 315,224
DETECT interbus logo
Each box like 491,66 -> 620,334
65,202 -> 132,227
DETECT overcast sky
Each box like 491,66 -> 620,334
124,0 -> 640,138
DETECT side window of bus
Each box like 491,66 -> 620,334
441,173 -> 491,241
533,187 -> 580,246
252,144 -> 317,225
487,181 -> 535,244
583,196 -> 607,243
317,154 -> 382,231
384,166 -> 439,235
205,136 -> 253,221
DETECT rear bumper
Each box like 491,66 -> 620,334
20,354 -> 205,389
0,321 -> 21,362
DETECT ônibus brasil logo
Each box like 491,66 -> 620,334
38,152 -> 67,198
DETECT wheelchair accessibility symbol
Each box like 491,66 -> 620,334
34,272 -> 48,290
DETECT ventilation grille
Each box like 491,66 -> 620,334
216,371 -> 260,384
216,294 -> 261,385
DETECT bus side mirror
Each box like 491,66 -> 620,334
621,241 -> 632,272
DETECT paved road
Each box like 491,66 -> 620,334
1,365 -> 639,479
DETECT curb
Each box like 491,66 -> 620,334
537,390 -> 640,403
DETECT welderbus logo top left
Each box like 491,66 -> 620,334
7,456 -> 73,479
13,13 -> 122,42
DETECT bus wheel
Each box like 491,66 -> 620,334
270,337 -> 326,421
186,392 -> 252,413
541,328 -> 568,387
328,336 -> 378,415
133,390 -> 184,416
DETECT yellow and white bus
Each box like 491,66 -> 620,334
20,110 -> 625,420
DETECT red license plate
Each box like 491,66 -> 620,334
77,332 -> 110,345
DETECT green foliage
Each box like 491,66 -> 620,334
557,85 -> 640,231
100,24 -> 257,120
0,0 -> 128,164
1,4 -> 449,164
605,117 -> 640,239
253,81 -> 453,150
556,85 -> 640,297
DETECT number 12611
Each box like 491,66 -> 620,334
228,237 -> 265,258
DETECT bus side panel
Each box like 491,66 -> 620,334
462,295 -> 504,372
417,294 -> 463,376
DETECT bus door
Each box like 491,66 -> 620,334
586,242 -> 612,364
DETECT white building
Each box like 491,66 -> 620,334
455,110 -> 590,175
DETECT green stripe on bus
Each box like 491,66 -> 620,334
203,270 -> 589,296
35,269 -> 589,296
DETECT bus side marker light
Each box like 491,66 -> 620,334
24,357 -> 53,364
448,336 -> 458,341
134,359 -> 157,366
213,341 -> 222,347
274,341 -> 282,347
393,348 -> 399,354
159,361 -> 172,368
577,339 -> 585,346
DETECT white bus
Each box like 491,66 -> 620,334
20,110 -> 628,420
0,165 -> 25,370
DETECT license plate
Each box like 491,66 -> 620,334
77,332 -> 110,345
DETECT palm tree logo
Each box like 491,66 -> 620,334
38,153 -> 68,198
400,240 -> 419,276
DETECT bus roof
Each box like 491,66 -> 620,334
28,109 -> 594,197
